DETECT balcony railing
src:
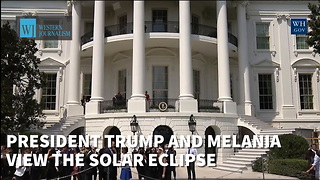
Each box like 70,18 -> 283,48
100,99 -> 128,113
81,21 -> 238,46
198,99 -> 223,113
148,98 -> 178,112
98,98 -> 222,113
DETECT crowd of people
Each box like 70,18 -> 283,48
1,142 -> 198,180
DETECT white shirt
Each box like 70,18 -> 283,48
185,148 -> 197,156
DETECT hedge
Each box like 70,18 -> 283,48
268,159 -> 312,179
269,134 -> 309,159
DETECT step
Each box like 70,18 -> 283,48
240,148 -> 269,152
217,163 -> 247,169
234,154 -> 261,159
223,160 -> 251,166
227,157 -> 258,162
214,166 -> 243,173
237,151 -> 266,155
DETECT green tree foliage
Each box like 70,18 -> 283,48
307,1 -> 320,53
1,22 -> 45,134
269,134 -> 309,159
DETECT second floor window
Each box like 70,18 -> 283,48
299,74 -> 313,109
193,70 -> 200,100
83,74 -> 92,98
296,35 -> 309,50
118,69 -> 127,99
152,10 -> 167,32
119,15 -> 127,34
258,74 -> 273,109
42,73 -> 57,110
152,66 -> 168,104
256,23 -> 270,50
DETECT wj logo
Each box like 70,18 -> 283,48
20,18 -> 36,38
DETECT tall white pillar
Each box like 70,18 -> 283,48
237,2 -> 253,115
86,1 -> 105,114
128,0 -> 146,113
216,0 -> 232,102
217,1 -> 236,114
67,1 -> 81,105
66,1 -> 83,116
178,0 -> 197,112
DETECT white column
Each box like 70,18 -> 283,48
86,1 -> 105,114
237,2 -> 253,115
179,0 -> 193,99
66,2 -> 83,116
67,1 -> 81,105
128,0 -> 146,113
178,0 -> 197,113
216,0 -> 232,102
131,0 -> 145,99
90,1 -> 105,101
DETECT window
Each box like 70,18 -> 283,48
119,15 -> 127,34
256,23 -> 270,49
191,15 -> 199,34
152,10 -> 167,32
193,70 -> 200,99
42,73 -> 57,110
83,74 -> 91,98
152,66 -> 168,104
296,35 -> 309,50
258,74 -> 273,109
299,74 -> 313,109
118,69 -> 127,99
85,22 -> 94,34
43,19 -> 59,48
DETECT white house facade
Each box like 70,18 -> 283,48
2,0 -> 320,172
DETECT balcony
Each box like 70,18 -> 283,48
81,21 -> 238,46
99,98 -> 223,114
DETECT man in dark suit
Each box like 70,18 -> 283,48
59,145 -> 73,180
84,146 -> 95,180
103,147 -> 117,180
164,144 -> 172,180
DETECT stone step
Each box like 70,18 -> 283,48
227,157 -> 257,162
218,163 -> 248,169
237,151 -> 265,155
214,166 -> 243,173
223,160 -> 251,166
234,154 -> 261,159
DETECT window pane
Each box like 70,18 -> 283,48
153,66 -> 168,104
256,23 -> 270,49
258,74 -> 273,109
299,74 -> 313,109
118,69 -> 126,99
193,70 -> 200,99
44,40 -> 58,48
42,73 -> 57,110
83,74 -> 92,98
296,35 -> 309,49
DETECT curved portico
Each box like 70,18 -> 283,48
68,0 -> 244,115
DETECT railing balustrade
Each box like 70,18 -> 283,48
81,21 -> 238,46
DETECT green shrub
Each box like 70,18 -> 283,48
269,134 -> 309,159
252,157 -> 264,172
268,159 -> 311,179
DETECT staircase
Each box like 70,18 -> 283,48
214,115 -> 295,173
39,115 -> 85,136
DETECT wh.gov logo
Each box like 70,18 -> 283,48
20,18 -> 36,38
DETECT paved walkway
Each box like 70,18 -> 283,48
127,166 -> 298,179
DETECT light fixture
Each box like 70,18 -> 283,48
188,114 -> 197,135
130,115 -> 139,135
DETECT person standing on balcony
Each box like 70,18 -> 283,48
115,92 -> 124,106
145,91 -> 150,111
